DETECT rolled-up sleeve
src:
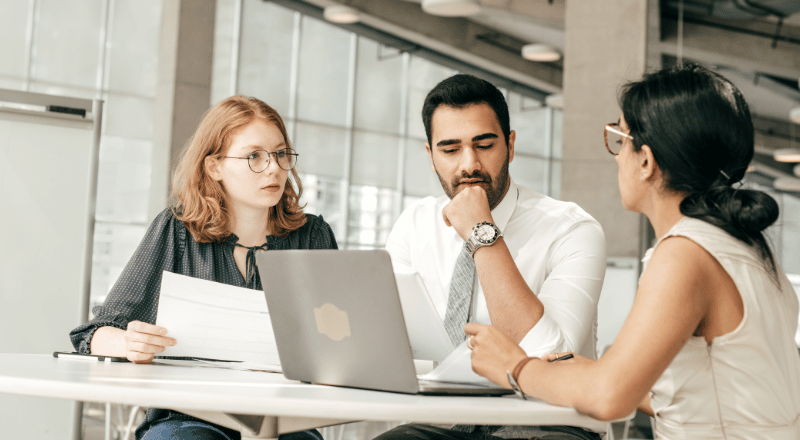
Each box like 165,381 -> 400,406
69,209 -> 181,353
518,220 -> 607,358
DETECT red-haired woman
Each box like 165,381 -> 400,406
71,96 -> 336,440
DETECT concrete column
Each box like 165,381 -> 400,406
150,0 -> 217,218
561,0 -> 659,258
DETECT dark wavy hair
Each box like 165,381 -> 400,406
619,63 -> 779,277
422,74 -> 511,146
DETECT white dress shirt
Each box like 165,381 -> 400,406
385,180 -> 607,359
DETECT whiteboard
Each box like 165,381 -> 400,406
0,89 -> 101,440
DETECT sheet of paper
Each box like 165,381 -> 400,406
419,340 -> 498,387
156,271 -> 280,365
395,271 -> 453,362
194,359 -> 282,373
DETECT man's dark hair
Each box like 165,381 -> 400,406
422,74 -> 511,146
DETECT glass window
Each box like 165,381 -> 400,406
509,155 -> 548,195
216,1 -> 565,252
352,130 -> 401,188
354,39 -> 402,134
508,94 -> 547,157
403,138 -> 444,198
0,78 -> 26,90
0,0 -> 32,79
106,0 -> 160,96
32,0 -> 103,89
102,94 -> 156,140
95,136 -> 153,223
549,160 -> 562,200
347,185 -> 397,248
551,109 -> 563,159
296,16 -> 351,127
406,56 -> 455,140
237,0 -> 296,116
293,121 -> 348,179
91,222 -> 148,307
29,82 -> 96,100
212,0 -> 237,103
299,174 -> 344,240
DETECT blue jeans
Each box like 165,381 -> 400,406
141,419 -> 325,440
372,424 -> 600,440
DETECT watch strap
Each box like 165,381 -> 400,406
506,356 -> 534,399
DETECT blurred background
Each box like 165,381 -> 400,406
1,0 -> 799,438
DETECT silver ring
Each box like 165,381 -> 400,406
467,336 -> 475,350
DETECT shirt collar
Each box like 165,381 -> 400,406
492,178 -> 518,231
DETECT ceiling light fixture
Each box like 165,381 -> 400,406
323,5 -> 361,24
421,0 -> 481,17
790,106 -> 800,124
773,148 -> 800,163
774,176 -> 800,193
544,94 -> 563,109
521,44 -> 561,62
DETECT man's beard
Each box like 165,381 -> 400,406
435,159 -> 510,211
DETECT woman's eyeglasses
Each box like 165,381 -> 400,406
604,123 -> 633,156
223,148 -> 298,172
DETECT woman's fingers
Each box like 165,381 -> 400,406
124,331 -> 176,348
127,351 -> 155,364
127,320 -> 168,337
125,320 -> 176,346
124,320 -> 176,364
125,340 -> 168,354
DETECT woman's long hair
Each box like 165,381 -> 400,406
619,63 -> 779,277
170,96 -> 306,242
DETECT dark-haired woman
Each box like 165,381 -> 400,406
464,64 -> 800,439
70,95 -> 335,440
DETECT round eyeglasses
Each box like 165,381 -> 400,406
223,148 -> 298,172
604,123 -> 633,156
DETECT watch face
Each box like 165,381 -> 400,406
475,224 -> 497,243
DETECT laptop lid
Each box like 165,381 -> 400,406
256,249 -> 420,394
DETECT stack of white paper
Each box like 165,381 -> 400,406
156,271 -> 280,367
419,341 -> 498,387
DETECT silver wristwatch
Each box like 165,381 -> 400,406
464,221 -> 502,258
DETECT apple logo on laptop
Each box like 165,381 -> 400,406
313,303 -> 351,341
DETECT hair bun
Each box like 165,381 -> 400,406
726,188 -> 779,234
681,185 -> 778,238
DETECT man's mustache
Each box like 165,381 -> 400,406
451,171 -> 493,187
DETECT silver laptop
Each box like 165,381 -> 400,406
255,249 -> 511,396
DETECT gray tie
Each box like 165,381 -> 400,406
441,246 -> 478,433
443,245 -> 476,348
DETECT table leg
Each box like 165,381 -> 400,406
105,402 -> 112,440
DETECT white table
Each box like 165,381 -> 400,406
0,354 -> 621,439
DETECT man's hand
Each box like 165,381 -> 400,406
464,322 -> 529,387
124,321 -> 176,364
442,186 -> 494,241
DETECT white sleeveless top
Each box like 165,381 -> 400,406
642,217 -> 800,440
